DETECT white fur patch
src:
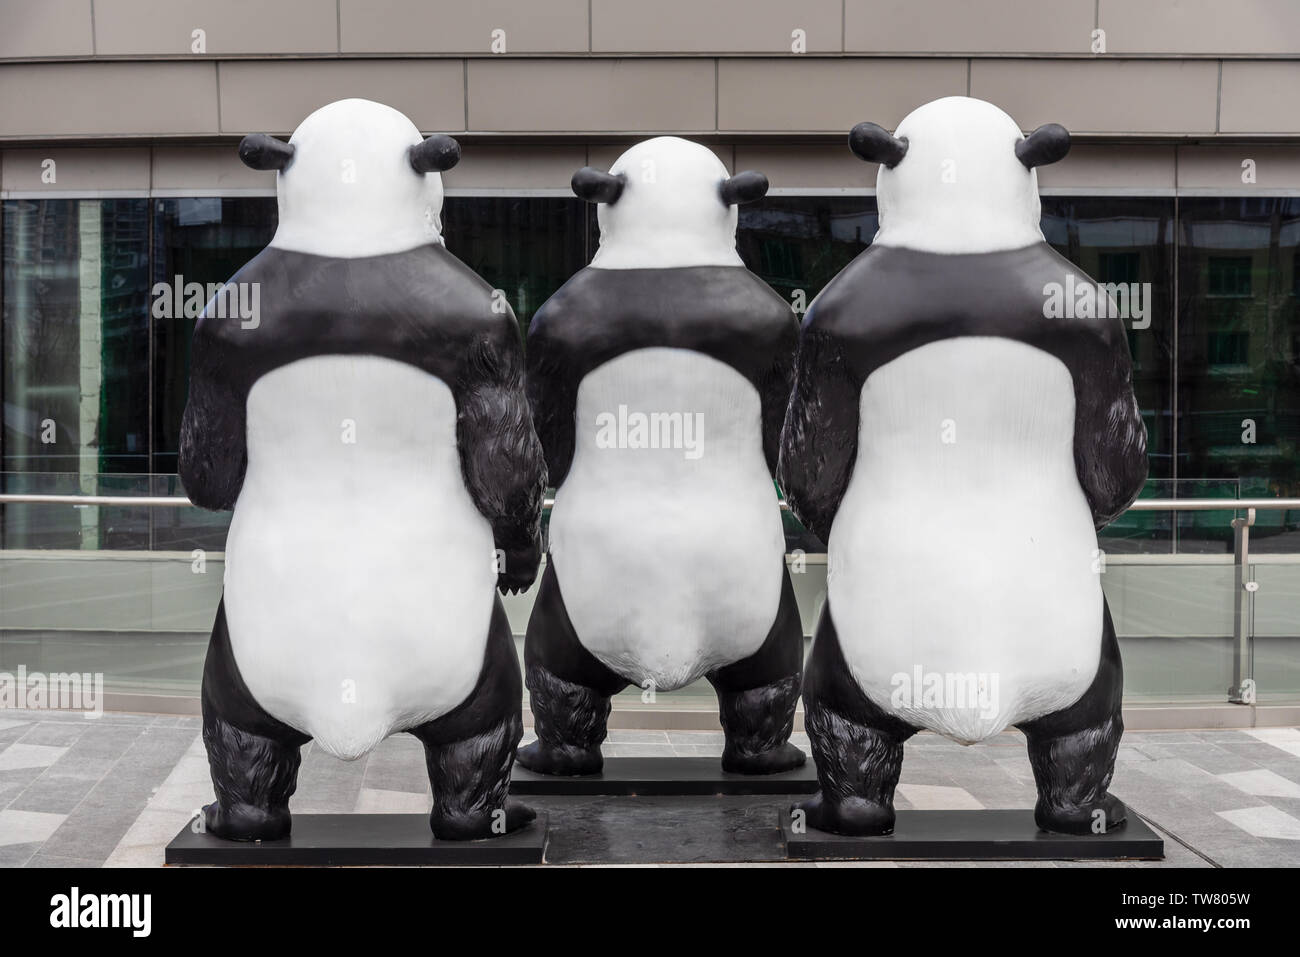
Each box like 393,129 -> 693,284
827,337 -> 1102,743
873,97 -> 1045,255
549,348 -> 785,691
590,137 -> 745,270
269,98 -> 447,259
223,356 -> 496,760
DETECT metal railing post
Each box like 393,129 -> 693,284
1229,508 -> 1257,705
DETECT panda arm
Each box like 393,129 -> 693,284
777,325 -> 861,543
456,315 -> 548,594
523,315 -> 578,489
178,319 -> 247,512
1072,329 -> 1149,529
758,314 -> 800,476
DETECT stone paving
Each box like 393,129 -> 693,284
1,709 -> 1298,866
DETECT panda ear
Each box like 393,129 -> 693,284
1016,124 -> 1070,169
719,170 -> 768,206
849,122 -> 908,169
409,134 -> 461,174
238,134 -> 295,172
571,167 -> 626,204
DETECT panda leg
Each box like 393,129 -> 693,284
794,603 -> 917,836
706,569 -> 806,774
408,596 -> 536,840
1015,601 -> 1126,835
515,559 -> 628,776
201,600 -> 311,841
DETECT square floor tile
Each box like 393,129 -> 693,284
354,788 -> 429,814
1246,728 -> 1300,760
1219,769 -> 1300,799
1216,805 -> 1300,841
0,744 -> 67,771
0,809 -> 66,846
896,783 -> 985,810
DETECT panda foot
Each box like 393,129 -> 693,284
722,741 -> 807,775
792,792 -> 895,836
201,801 -> 292,842
1035,792 -> 1127,835
431,799 -> 537,841
515,739 -> 603,776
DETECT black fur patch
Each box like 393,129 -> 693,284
526,265 -> 798,487
779,242 -> 1148,537
177,242 -> 546,591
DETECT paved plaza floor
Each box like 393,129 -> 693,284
1,709 -> 1298,867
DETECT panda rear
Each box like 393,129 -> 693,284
781,98 -> 1147,837
517,137 -> 808,778
181,99 -> 543,842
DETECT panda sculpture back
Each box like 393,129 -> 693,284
179,98 -> 544,841
518,137 -> 807,777
780,97 -> 1148,836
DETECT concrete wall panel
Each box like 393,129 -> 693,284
93,0 -> 338,56
341,0 -> 589,55
718,58 -> 967,132
218,59 -> 465,135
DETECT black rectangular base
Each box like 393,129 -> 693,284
510,756 -> 818,796
164,813 -> 548,866
782,804 -> 1164,860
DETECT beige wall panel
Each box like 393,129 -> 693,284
468,59 -> 716,133
0,0 -> 95,58
718,58 -> 966,132
0,62 -> 219,137
970,59 -> 1219,134
733,145 -> 870,189
443,144 -> 587,189
2,147 -> 149,190
585,142 -> 731,173
846,0 -> 1094,54
341,0 -> 589,54
1220,61 -> 1300,134
1099,0 -> 1300,55
592,0 -> 841,53
151,146 -> 275,190
1178,145 -> 1300,189
1037,145 -> 1176,189
218,60 -> 465,135
93,0 -> 337,56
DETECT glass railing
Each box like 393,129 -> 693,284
1,476 -> 1298,708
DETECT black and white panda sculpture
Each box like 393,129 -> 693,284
179,98 -> 545,841
780,97 -> 1148,836
518,136 -> 806,776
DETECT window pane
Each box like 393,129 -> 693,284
151,197 -> 276,550
737,197 -> 877,552
1041,196 -> 1176,554
1178,198 -> 1300,553
2,198 -> 150,548
739,196 -> 877,309
444,197 -> 587,333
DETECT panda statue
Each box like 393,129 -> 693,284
780,96 -> 1148,836
518,136 -> 806,776
179,98 -> 545,841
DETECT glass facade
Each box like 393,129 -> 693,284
1178,199 -> 1300,554
2,199 -> 151,549
2,189 -> 1298,705
4,193 -> 1300,552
